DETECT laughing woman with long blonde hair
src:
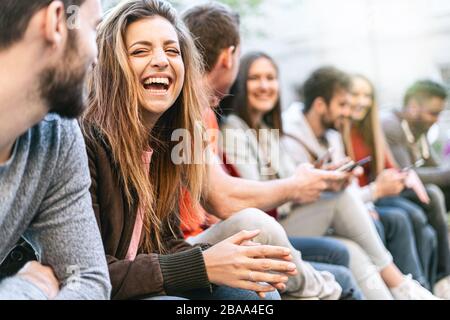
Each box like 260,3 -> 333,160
81,0 -> 295,300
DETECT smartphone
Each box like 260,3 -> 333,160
337,156 -> 372,172
401,159 -> 425,172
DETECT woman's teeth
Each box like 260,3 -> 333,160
144,77 -> 170,85
143,77 -> 170,94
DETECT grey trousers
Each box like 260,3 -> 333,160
278,187 -> 395,300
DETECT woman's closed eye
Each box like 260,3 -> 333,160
166,48 -> 181,56
130,49 -> 148,56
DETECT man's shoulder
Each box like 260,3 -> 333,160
282,102 -> 303,123
221,114 -> 249,131
325,128 -> 345,147
29,114 -> 86,167
380,110 -> 401,128
325,128 -> 343,140
78,121 -> 114,165
282,102 -> 307,138
35,114 -> 82,144
380,110 -> 404,141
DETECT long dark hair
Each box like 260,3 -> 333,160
221,51 -> 283,133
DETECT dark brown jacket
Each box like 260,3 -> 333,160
83,125 -> 211,300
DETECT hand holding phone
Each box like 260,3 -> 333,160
401,159 -> 425,172
404,169 -> 430,204
337,156 -> 372,172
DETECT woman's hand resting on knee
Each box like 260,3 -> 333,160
203,230 -> 297,298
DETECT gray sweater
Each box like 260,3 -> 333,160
0,115 -> 111,300
381,111 -> 450,188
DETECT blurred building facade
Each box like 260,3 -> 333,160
101,0 -> 450,158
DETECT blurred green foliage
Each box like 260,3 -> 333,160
214,0 -> 264,15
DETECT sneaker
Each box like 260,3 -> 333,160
433,276 -> 450,300
390,275 -> 441,300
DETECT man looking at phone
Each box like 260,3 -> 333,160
381,80 -> 450,210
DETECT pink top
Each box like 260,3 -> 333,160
125,149 -> 153,261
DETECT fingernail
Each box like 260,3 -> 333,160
288,263 -> 296,270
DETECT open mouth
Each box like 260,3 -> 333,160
142,77 -> 171,95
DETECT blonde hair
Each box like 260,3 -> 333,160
342,75 -> 397,176
82,0 -> 208,254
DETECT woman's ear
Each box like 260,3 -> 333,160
43,1 -> 68,50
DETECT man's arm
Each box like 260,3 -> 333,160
24,121 -> 111,300
0,273 -> 49,300
202,157 -> 346,220
0,261 -> 60,300
280,135 -> 312,166
382,115 -> 450,186
415,142 -> 450,186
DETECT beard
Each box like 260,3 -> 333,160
322,116 -> 338,131
39,32 -> 89,119
322,115 -> 350,133
410,118 -> 430,136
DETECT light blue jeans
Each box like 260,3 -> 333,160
145,286 -> 280,300
145,296 -> 188,300
179,285 -> 281,300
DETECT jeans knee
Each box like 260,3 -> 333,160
426,184 -> 447,220
384,210 -> 412,233
330,241 -> 350,267
426,184 -> 445,205
263,290 -> 281,300
328,265 -> 353,284
423,225 -> 438,247
406,207 -> 428,226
